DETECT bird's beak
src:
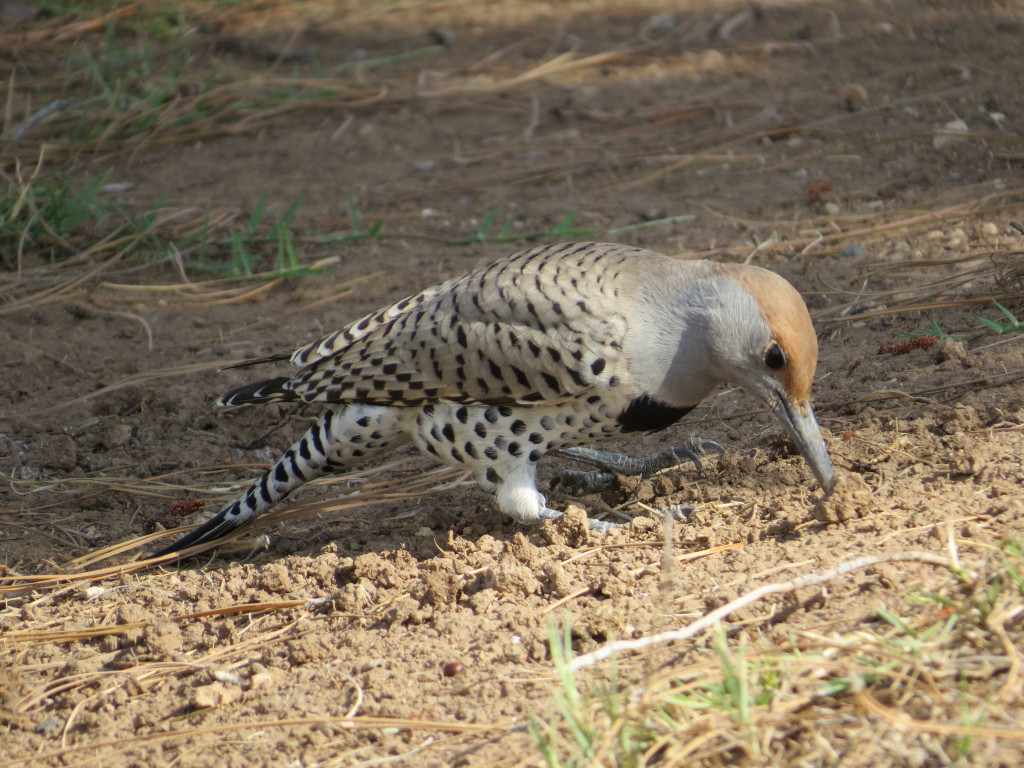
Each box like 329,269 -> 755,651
768,391 -> 836,495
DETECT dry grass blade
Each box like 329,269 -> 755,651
5,714 -> 510,768
4,360 -> 226,417
419,48 -> 628,98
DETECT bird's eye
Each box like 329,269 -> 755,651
764,341 -> 787,370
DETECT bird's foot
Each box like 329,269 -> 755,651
549,438 -> 724,494
536,505 -> 617,533
548,469 -> 616,496
653,504 -> 697,521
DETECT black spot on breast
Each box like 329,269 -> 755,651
484,446 -> 499,460
465,442 -> 479,459
484,408 -> 499,423
356,416 -> 371,428
442,423 -> 455,442
529,449 -> 543,462
455,407 -> 468,423
590,358 -> 606,376
475,422 -> 487,438
510,419 -> 526,435
508,442 -> 522,457
616,395 -> 694,433
498,406 -> 513,417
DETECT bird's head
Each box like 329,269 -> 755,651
705,266 -> 836,494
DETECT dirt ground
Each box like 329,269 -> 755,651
2,1 -> 1024,765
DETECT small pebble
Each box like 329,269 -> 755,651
442,661 -> 465,677
35,717 -> 61,734
837,244 -> 866,258
933,118 -> 969,150
840,83 -> 868,111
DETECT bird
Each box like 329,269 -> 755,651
152,241 -> 835,557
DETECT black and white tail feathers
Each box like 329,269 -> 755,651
217,376 -> 297,407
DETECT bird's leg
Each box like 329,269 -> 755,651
549,438 -> 725,495
480,463 -> 615,532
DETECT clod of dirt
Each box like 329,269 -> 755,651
259,563 -> 295,594
142,620 -> 184,660
421,569 -> 462,607
480,553 -> 541,597
628,515 -> 659,536
574,601 -> 630,644
939,433 -> 988,477
0,669 -> 31,728
840,83 -> 869,110
539,504 -> 591,547
813,473 -> 873,523
31,433 -> 78,472
933,337 -> 977,368
286,634 -> 334,665
541,560 -> 584,599
115,603 -> 155,644
351,549 -> 418,588
98,422 -> 134,449
191,682 -> 241,709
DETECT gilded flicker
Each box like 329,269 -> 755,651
153,242 -> 834,556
